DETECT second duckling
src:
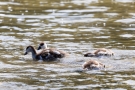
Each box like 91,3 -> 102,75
37,42 -> 68,58
82,60 -> 105,70
84,48 -> 114,57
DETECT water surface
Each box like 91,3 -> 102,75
0,0 -> 135,89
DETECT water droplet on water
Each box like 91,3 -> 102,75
103,23 -> 106,26
96,23 -> 98,27
10,29 -> 12,31
8,7 -> 13,11
25,10 -> 28,12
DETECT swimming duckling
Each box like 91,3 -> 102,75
82,60 -> 105,70
84,48 -> 114,57
24,45 -> 67,61
37,42 -> 68,58
24,46 -> 43,61
37,42 -> 48,50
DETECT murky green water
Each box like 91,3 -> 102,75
0,0 -> 135,89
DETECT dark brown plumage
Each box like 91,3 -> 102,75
37,42 -> 68,59
24,45 -> 67,61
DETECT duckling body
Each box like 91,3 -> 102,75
37,42 -> 68,58
82,60 -> 105,70
84,48 -> 114,57
24,45 -> 66,61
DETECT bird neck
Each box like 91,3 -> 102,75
30,46 -> 37,60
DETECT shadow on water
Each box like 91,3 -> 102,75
0,0 -> 135,89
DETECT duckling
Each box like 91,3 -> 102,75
84,48 -> 114,57
37,42 -> 48,50
24,44 -> 68,61
37,42 -> 68,58
82,60 -> 105,70
24,46 -> 43,61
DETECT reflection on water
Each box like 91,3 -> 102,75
0,0 -> 135,89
